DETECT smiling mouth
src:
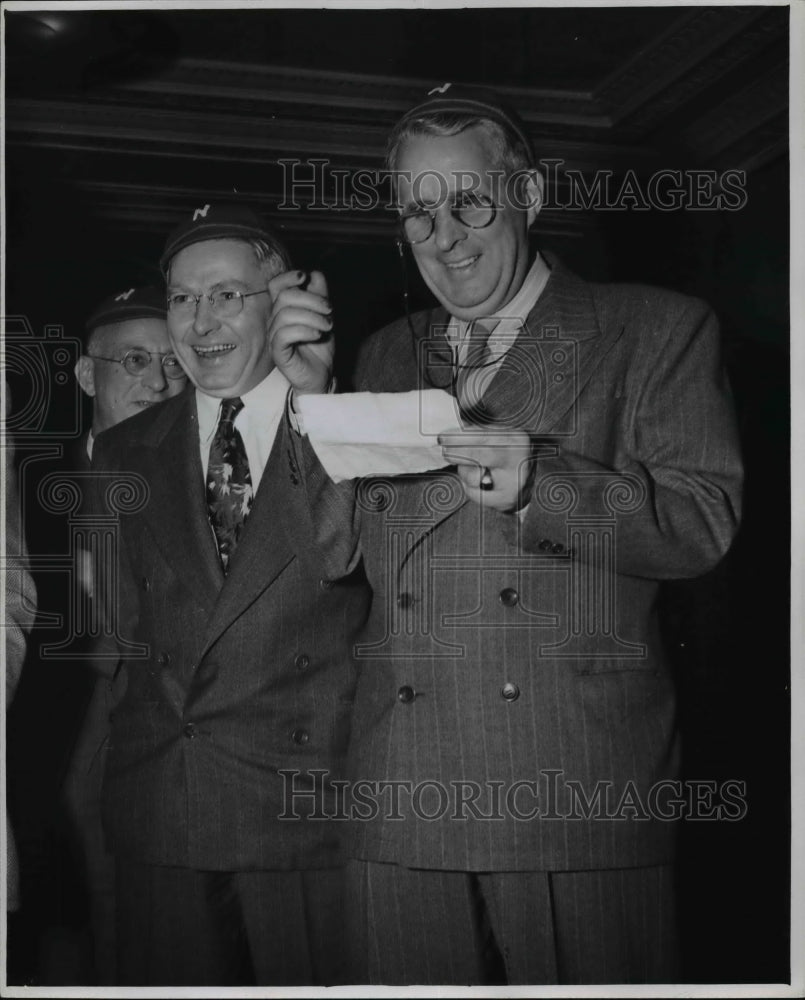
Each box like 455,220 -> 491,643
445,255 -> 480,271
193,343 -> 236,358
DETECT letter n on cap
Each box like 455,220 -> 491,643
115,288 -> 135,301
193,204 -> 211,221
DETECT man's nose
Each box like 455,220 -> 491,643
433,208 -> 466,252
141,357 -> 168,392
192,294 -> 220,336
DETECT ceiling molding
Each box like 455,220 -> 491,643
678,63 -> 788,160
594,6 -> 775,126
5,8 -> 788,247
6,98 -> 662,175
115,58 -> 609,127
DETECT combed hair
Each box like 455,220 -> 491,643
249,237 -> 291,276
385,113 -> 532,178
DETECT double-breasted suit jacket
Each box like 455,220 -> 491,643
90,386 -> 370,871
302,258 -> 743,874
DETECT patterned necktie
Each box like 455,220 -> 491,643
206,397 -> 253,573
455,319 -> 496,423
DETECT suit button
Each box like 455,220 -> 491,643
294,653 -> 310,671
501,682 -> 520,702
552,543 -> 565,554
499,587 -> 519,607
319,578 -> 333,591
397,592 -> 414,609
183,722 -> 196,739
142,577 -> 151,591
291,728 -> 310,745
157,652 -> 171,667
397,685 -> 416,703
538,539 -> 552,551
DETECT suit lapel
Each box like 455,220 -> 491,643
479,257 -> 625,434
138,389 -> 223,611
198,417 -> 296,659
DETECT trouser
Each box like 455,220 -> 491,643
115,860 -> 348,986
345,859 -> 679,985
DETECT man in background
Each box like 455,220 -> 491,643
74,285 -> 186,462
62,286 -> 186,982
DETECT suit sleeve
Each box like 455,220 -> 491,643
286,408 -> 363,582
519,298 -> 743,579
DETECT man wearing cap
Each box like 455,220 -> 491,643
294,85 -> 743,983
61,285 -> 187,982
75,285 -> 187,461
88,204 -> 369,985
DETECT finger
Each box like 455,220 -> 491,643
268,269 -> 307,297
271,306 -> 334,335
306,269 -> 329,298
438,431 -> 495,450
273,288 -> 332,318
272,326 -> 334,357
443,449 -> 484,469
441,446 -> 506,470
452,462 -> 491,491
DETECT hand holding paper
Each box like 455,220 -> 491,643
297,389 -> 463,482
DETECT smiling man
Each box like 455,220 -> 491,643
87,204 -> 370,985
292,85 -> 744,985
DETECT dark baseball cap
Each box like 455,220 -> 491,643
160,202 -> 289,274
85,285 -> 166,334
393,82 -> 534,163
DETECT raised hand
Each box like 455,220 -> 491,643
268,269 -> 334,395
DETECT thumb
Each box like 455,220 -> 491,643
307,269 -> 329,299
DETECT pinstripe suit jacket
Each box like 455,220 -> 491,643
90,386 -> 370,871
304,258 -> 742,872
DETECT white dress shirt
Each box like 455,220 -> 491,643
196,366 -> 291,489
449,252 -> 552,370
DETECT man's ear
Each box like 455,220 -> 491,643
523,170 -> 544,229
75,356 -> 97,398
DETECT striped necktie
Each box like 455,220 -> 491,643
455,319 -> 496,423
206,397 -> 253,573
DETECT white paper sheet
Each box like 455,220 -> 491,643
297,389 -> 462,482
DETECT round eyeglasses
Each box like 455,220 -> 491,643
88,349 -> 187,380
166,288 -> 270,319
399,193 -> 497,246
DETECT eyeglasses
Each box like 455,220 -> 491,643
88,349 -> 187,380
166,288 -> 270,318
399,193 -> 497,245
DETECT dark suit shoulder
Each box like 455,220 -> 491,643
356,313 -> 415,391
93,390 -> 191,463
357,313 -> 414,369
589,280 -> 714,330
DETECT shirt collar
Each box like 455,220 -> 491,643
450,251 -> 552,341
196,366 -> 291,440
